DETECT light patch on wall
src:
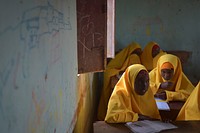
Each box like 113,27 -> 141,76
146,24 -> 151,36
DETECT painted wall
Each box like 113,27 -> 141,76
116,0 -> 200,83
0,0 -> 80,132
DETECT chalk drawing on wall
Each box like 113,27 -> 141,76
0,2 -> 71,78
0,1 -> 71,121
19,2 -> 71,78
20,2 -> 71,48
0,57 -> 15,119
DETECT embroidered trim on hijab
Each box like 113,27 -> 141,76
161,62 -> 174,70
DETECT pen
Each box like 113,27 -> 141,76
134,124 -> 142,127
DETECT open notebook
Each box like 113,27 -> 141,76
125,120 -> 177,133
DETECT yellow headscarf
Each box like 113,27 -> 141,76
141,41 -> 166,71
149,54 -> 194,101
152,51 -> 167,68
107,42 -> 141,69
176,81 -> 200,120
105,64 -> 160,123
97,42 -> 141,120
161,62 -> 174,70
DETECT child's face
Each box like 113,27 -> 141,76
134,70 -> 149,95
161,69 -> 174,80
152,45 -> 160,58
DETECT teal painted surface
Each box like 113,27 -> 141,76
116,0 -> 200,82
0,0 -> 77,133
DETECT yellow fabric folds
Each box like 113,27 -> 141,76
141,41 -> 166,71
105,64 -> 160,123
149,54 -> 194,101
97,42 -> 141,120
176,82 -> 200,120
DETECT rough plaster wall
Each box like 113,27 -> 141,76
116,0 -> 200,83
0,0 -> 78,133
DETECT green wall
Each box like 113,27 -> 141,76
0,0 -> 79,132
116,0 -> 200,83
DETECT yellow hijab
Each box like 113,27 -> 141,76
149,54 -> 194,101
97,42 -> 141,120
105,64 -> 160,123
176,81 -> 200,120
107,42 -> 141,69
141,41 -> 166,71
153,51 -> 167,68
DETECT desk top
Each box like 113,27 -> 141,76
167,101 -> 185,110
159,101 -> 185,121
93,121 -> 200,133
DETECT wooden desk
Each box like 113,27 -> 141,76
93,121 -> 200,133
159,101 -> 185,121
161,121 -> 200,133
93,121 -> 130,133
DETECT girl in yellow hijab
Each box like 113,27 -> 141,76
105,64 -> 161,123
176,81 -> 200,120
141,41 -> 166,71
97,42 -> 142,120
149,54 -> 194,102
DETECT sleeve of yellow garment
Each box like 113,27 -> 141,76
165,73 -> 194,101
176,82 -> 200,120
149,69 -> 161,95
105,91 -> 138,123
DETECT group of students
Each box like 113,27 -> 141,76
97,41 -> 200,123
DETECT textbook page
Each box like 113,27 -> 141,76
125,120 -> 177,133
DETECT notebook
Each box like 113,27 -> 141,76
125,120 -> 177,133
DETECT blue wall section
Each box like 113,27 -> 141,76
0,0 -> 77,132
116,0 -> 200,82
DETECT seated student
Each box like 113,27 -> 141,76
149,54 -> 194,102
141,41 -> 166,72
176,81 -> 200,120
97,42 -> 142,120
105,64 -> 161,123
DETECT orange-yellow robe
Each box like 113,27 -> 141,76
97,42 -> 141,120
141,41 -> 166,71
105,64 -> 160,123
149,54 -> 194,102
176,81 -> 200,120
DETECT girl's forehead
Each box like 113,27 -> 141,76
137,70 -> 148,78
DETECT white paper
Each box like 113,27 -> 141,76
155,98 -> 170,111
125,120 -> 178,133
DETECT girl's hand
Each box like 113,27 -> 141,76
155,91 -> 167,100
160,82 -> 173,90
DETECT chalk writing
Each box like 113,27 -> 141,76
77,14 -> 103,58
